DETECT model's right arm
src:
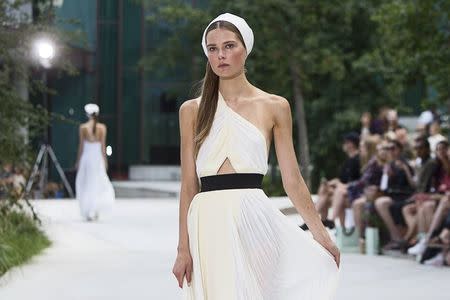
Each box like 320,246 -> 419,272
75,126 -> 84,170
173,99 -> 199,288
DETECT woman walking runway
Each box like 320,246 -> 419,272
173,13 -> 340,299
75,103 -> 115,221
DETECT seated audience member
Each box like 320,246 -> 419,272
395,127 -> 414,160
301,132 -> 361,230
385,109 -> 404,140
370,107 -> 390,136
383,109 -> 412,159
374,140 -> 415,251
360,112 -> 385,140
402,137 -> 438,241
407,141 -> 450,256
352,140 -> 390,249
421,209 -> 450,266
428,121 -> 447,158
360,112 -> 372,141
414,123 -> 427,140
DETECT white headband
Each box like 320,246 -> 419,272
84,103 -> 99,115
201,13 -> 254,57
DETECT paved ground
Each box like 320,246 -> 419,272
0,199 -> 449,300
112,181 -> 181,198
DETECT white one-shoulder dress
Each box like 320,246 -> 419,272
183,93 -> 339,300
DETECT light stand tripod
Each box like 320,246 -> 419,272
25,144 -> 75,198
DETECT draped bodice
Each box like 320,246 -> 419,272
195,92 -> 269,178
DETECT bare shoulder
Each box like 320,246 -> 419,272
79,123 -> 88,132
255,89 -> 291,121
179,98 -> 200,120
97,123 -> 107,130
267,94 -> 290,113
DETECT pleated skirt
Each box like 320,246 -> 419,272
183,187 -> 339,300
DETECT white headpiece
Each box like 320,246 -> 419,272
201,13 -> 254,57
84,103 -> 99,115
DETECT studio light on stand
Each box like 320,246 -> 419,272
25,37 -> 75,199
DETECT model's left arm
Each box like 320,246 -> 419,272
75,126 -> 84,170
272,96 -> 340,267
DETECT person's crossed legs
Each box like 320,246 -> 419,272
375,196 -> 406,250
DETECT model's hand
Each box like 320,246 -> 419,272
172,250 -> 193,288
318,239 -> 340,268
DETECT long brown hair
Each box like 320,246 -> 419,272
360,135 -> 381,171
92,113 -> 98,135
193,21 -> 246,158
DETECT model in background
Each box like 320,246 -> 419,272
75,103 -> 115,221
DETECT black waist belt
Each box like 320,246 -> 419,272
199,173 -> 264,192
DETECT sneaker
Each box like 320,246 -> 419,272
383,239 -> 407,251
323,219 -> 336,229
423,252 -> 444,267
408,238 -> 428,256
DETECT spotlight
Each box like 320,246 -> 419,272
33,38 -> 55,68
35,39 -> 55,60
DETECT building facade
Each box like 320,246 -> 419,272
48,0 -> 201,178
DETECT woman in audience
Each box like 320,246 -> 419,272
405,140 -> 450,254
359,135 -> 380,169
402,137 -> 437,242
408,193 -> 450,258
326,136 -> 383,228
421,210 -> 450,266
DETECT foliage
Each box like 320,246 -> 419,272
0,0 -> 80,164
0,210 -> 50,276
357,0 -> 450,106
141,0 -> 450,190
262,173 -> 285,196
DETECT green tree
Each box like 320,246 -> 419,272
0,0 -> 79,164
143,0 -> 393,189
360,0 -> 450,109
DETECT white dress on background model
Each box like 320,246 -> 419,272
76,139 -> 115,220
